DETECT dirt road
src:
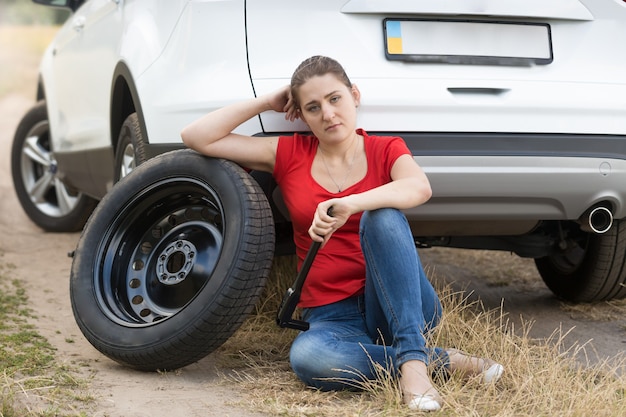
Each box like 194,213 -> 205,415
1,93 -> 625,416
422,248 -> 626,366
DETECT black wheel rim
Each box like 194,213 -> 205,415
95,177 -> 224,327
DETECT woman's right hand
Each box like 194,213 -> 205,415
264,85 -> 300,122
308,199 -> 355,246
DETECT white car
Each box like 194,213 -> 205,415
11,0 -> 626,370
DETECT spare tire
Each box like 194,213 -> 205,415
70,149 -> 275,371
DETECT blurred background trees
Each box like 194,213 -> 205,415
0,0 -> 70,25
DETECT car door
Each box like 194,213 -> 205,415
51,0 -> 124,154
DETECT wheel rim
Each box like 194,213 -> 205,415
119,142 -> 136,179
20,120 -> 82,217
95,177 -> 225,327
547,234 -> 590,274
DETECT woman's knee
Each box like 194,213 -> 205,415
361,208 -> 406,233
289,330 -> 375,391
360,208 -> 411,246
290,332 -> 343,390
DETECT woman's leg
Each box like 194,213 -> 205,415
359,208 -> 443,367
359,208 -> 445,404
291,209 -> 447,394
289,296 -> 396,391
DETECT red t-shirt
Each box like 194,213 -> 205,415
273,129 -> 411,308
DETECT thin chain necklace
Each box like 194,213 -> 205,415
318,136 -> 360,193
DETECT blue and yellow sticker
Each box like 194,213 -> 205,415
385,20 -> 403,54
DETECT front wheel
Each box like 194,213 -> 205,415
11,100 -> 97,232
535,218 -> 626,302
70,149 -> 275,371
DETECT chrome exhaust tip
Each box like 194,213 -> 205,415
579,206 -> 613,234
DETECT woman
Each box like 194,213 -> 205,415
181,55 -> 503,411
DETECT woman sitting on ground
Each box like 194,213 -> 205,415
181,55 -> 504,412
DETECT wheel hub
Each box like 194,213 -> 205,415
156,238 -> 197,285
49,160 -> 58,175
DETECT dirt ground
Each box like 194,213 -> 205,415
0,93 -> 272,417
2,92 -> 625,416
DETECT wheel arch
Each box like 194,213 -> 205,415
36,75 -> 46,102
110,62 -> 149,159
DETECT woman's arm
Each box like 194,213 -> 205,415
180,85 -> 296,173
309,154 -> 432,242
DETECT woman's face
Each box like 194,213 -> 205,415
296,73 -> 360,143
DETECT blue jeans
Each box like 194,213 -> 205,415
289,208 -> 448,391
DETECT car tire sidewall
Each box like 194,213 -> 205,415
71,149 -> 275,369
113,112 -> 148,183
535,217 -> 626,302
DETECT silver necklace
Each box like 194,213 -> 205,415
318,137 -> 360,192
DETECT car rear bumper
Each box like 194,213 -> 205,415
406,150 -> 626,222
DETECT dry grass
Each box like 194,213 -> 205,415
423,247 -> 626,322
218,254 -> 626,417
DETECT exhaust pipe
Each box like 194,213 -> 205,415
578,206 -> 613,234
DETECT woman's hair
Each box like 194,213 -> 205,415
290,56 -> 352,108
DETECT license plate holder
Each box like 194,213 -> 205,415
383,18 -> 553,66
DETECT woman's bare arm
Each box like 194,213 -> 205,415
309,154 -> 432,242
180,85 -> 296,173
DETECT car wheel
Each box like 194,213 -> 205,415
535,218 -> 626,302
11,100 -> 98,232
113,113 -> 148,182
70,149 -> 275,371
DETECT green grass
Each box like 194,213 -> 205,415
0,255 -> 93,417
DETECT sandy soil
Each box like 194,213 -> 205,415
0,93 -> 269,417
2,92 -> 625,416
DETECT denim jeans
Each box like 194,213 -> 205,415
289,208 -> 447,391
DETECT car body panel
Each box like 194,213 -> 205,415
136,0 -> 260,145
34,0 -> 626,223
243,0 -> 626,223
409,155 -> 626,221
246,0 -> 626,135
46,0 -> 123,153
340,0 -> 595,21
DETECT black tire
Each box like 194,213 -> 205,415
113,113 -> 148,182
70,149 -> 275,371
535,217 -> 626,302
11,100 -> 98,232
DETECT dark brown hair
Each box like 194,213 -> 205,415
290,56 -> 352,108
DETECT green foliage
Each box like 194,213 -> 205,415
0,0 -> 70,25
0,275 -> 55,376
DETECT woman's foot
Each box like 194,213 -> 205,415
446,348 -> 504,384
399,360 -> 442,411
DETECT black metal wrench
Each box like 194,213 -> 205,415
276,207 -> 333,331
275,240 -> 321,331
